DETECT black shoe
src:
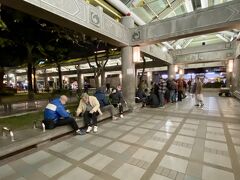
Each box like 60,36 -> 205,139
75,129 -> 86,135
195,104 -> 199,106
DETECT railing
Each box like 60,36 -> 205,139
2,127 -> 15,142
33,120 -> 46,132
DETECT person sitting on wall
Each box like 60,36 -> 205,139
94,87 -> 118,120
109,87 -> 125,118
148,88 -> 160,108
43,95 -> 84,135
76,93 -> 102,133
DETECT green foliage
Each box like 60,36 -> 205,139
0,19 -> 7,30
0,111 -> 43,130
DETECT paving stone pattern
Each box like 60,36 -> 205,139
0,93 -> 240,180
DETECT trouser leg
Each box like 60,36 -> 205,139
56,117 -> 79,131
119,104 -> 123,114
89,112 -> 99,126
83,111 -> 91,126
42,119 -> 56,129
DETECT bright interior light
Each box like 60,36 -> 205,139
162,46 -> 168,52
228,60 -> 233,72
174,65 -> 178,72
133,46 -> 141,63
179,69 -> 184,75
147,72 -> 151,77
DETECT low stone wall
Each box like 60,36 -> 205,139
0,106 -> 129,159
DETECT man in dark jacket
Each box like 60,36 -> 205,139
109,88 -> 124,118
43,95 -> 83,135
94,87 -> 117,120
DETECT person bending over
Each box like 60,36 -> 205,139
43,95 -> 83,135
76,93 -> 102,133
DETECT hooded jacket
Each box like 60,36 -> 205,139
94,88 -> 109,107
44,98 -> 70,122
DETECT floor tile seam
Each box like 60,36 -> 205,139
204,148 -> 230,157
45,135 -> 117,168
166,151 -> 234,173
98,116 -> 156,141
46,148 -> 92,166
45,163 -> 75,179
51,162 -> 118,180
139,114 -> 189,180
221,121 -> 240,180
116,139 -> 165,153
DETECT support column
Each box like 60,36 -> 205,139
226,60 -> 233,88
121,16 -> 135,110
147,72 -> 152,88
101,71 -> 105,87
14,73 -> 17,88
232,58 -> 240,91
76,65 -> 83,92
43,69 -> 48,91
135,69 -> 138,89
168,64 -> 176,79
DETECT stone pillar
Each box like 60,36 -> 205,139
135,69 -> 138,89
147,72 -> 152,88
168,64 -> 176,79
232,58 -> 240,91
121,16 -> 135,110
14,73 -> 17,88
101,71 -> 105,87
226,60 -> 234,89
43,69 -> 48,91
76,65 -> 83,91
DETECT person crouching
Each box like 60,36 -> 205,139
43,95 -> 83,135
76,93 -> 102,133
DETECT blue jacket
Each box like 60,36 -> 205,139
94,88 -> 109,108
44,98 -> 70,122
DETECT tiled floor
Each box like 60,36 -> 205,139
1,93 -> 240,180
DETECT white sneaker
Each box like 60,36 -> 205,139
112,116 -> 118,120
93,126 -> 98,133
120,114 -> 124,118
86,126 -> 92,133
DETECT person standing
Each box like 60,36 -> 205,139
158,77 -> 167,108
177,78 -> 184,101
43,95 -> 83,135
195,77 -> 204,107
76,93 -> 102,133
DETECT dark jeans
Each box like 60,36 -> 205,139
43,117 -> 79,131
83,111 -> 99,127
178,90 -> 183,101
113,103 -> 123,114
